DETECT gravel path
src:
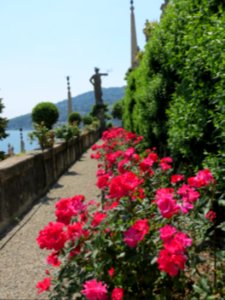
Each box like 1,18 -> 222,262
0,146 -> 100,300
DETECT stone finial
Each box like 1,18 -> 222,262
130,0 -> 134,9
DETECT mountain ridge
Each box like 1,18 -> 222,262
7,86 -> 125,130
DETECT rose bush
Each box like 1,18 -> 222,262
36,127 -> 225,299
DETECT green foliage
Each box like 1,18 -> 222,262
29,122 -> 54,150
55,124 -> 79,142
31,102 -> 59,129
123,74 -> 136,133
123,22 -> 171,155
143,20 -> 158,42
90,103 -> 108,118
82,114 -> 93,125
0,99 -> 8,160
68,112 -> 82,126
0,99 -> 8,141
123,0 -> 225,187
165,0 -> 225,167
83,118 -> 100,133
111,99 -> 124,120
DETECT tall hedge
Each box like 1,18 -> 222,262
123,10 -> 176,155
123,0 -> 225,183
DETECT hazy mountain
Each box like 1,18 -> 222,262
7,87 -> 125,130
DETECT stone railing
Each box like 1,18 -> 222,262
0,130 -> 100,235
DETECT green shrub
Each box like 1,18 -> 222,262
55,124 -> 79,142
111,99 -> 124,120
68,112 -> 82,126
29,122 -> 54,150
82,114 -> 93,126
32,102 -> 59,129
90,104 -> 108,118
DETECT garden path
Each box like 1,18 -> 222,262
0,145 -> 100,300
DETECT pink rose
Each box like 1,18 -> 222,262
36,277 -> 51,294
111,287 -> 124,300
123,219 -> 149,248
81,279 -> 108,300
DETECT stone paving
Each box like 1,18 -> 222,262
0,146 -> 100,300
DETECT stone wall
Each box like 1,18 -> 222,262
0,130 -> 100,235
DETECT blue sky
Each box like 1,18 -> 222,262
0,0 -> 164,119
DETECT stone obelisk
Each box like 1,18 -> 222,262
130,0 -> 138,69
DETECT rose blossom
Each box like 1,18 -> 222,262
171,174 -> 184,184
159,224 -> 177,242
164,232 -> 192,254
160,157 -> 173,171
36,277 -> 51,294
91,152 -> 101,160
81,279 -> 108,300
139,152 -> 158,172
158,226 -> 192,276
104,201 -> 119,211
91,212 -> 107,227
55,195 -> 86,225
96,174 -> 110,189
177,184 -> 200,203
108,267 -> 115,277
188,169 -> 215,188
106,150 -> 124,167
67,222 -> 89,241
118,158 -> 130,174
155,188 -> 179,218
123,219 -> 149,248
160,226 -> 192,253
111,287 -> 124,300
108,172 -> 143,200
124,147 -> 135,159
46,251 -> 61,267
205,210 -> 216,222
157,249 -> 187,277
36,222 -> 67,251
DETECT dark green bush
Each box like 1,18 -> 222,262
111,99 -> 124,120
68,112 -> 82,126
82,115 -> 93,125
32,102 -> 59,129
90,104 -> 108,118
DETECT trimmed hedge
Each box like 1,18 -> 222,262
123,0 -> 225,187
32,102 -> 59,129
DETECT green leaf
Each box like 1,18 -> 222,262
116,252 -> 126,259
218,199 -> 225,207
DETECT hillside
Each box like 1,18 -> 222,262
7,87 -> 125,130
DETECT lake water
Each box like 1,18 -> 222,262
0,130 -> 39,154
